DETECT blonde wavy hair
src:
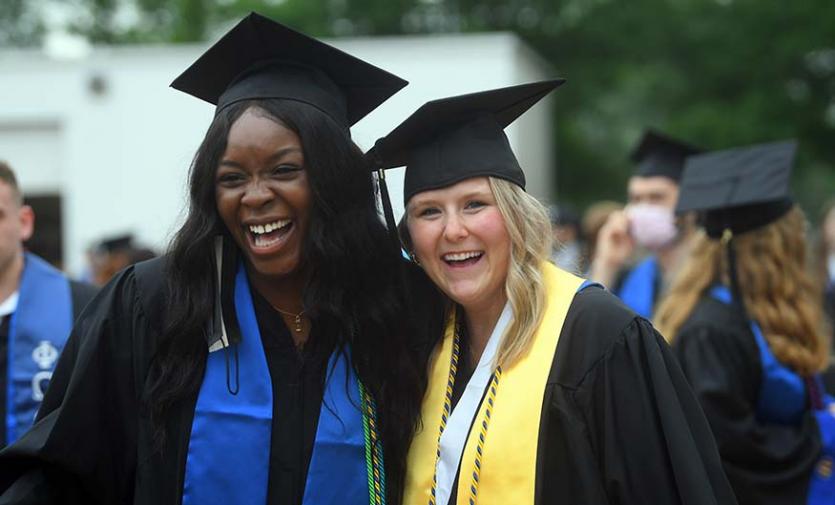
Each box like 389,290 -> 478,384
655,206 -> 828,375
400,177 -> 553,368
487,177 -> 553,367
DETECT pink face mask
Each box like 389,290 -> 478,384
627,203 -> 677,250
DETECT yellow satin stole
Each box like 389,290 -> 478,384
404,263 -> 584,505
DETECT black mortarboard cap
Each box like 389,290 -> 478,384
368,80 -> 564,205
170,12 -> 407,127
630,129 -> 702,181
96,234 -> 134,254
549,204 -> 580,228
676,140 -> 797,238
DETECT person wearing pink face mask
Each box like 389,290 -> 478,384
588,130 -> 702,318
368,83 -> 736,505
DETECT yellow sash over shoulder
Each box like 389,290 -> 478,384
404,263 -> 584,505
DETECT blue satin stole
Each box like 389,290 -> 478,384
6,253 -> 72,443
709,285 -> 835,503
710,285 -> 805,424
182,263 -> 372,505
616,256 -> 658,319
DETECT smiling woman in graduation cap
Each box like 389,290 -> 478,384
656,141 -> 834,505
0,12 -> 425,505
368,82 -> 736,505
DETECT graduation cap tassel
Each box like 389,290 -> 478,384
722,229 -> 749,321
213,235 -> 243,395
220,236 -> 243,346
376,168 -> 401,249
224,343 -> 240,395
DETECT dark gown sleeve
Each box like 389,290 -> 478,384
571,316 -> 737,504
673,315 -> 818,505
537,287 -> 736,505
68,281 -> 99,320
0,268 -> 148,505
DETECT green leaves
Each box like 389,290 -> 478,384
5,0 -> 832,213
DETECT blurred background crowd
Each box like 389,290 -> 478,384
1,0 -> 833,293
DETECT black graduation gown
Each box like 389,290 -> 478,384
0,280 -> 98,448
672,295 -> 819,505
0,257 -> 336,505
442,286 -> 736,505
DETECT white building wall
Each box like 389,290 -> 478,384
511,40 -> 558,204
0,32 -> 555,275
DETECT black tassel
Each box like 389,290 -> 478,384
377,168 -> 400,249
367,143 -> 401,250
215,235 -> 243,395
220,235 -> 242,345
723,229 -> 749,320
224,343 -> 240,396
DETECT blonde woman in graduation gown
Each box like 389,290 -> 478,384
369,81 -> 737,505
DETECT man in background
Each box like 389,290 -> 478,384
588,130 -> 701,318
0,161 -> 97,447
89,234 -> 156,286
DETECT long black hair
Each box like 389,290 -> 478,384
145,98 -> 425,501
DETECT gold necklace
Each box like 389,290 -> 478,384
270,304 -> 306,333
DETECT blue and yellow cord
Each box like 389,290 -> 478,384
428,326 -> 500,505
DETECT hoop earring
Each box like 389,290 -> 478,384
410,251 -> 421,266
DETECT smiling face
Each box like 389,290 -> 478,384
406,177 -> 510,315
215,107 -> 311,286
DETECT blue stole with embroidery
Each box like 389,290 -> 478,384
182,263 -> 372,505
616,256 -> 658,319
6,253 -> 72,443
709,285 -> 835,504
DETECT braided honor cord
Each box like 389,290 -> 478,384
429,324 -> 501,505
429,331 -> 461,505
360,381 -> 386,505
467,368 -> 501,505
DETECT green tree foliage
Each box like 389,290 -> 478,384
0,0 -> 45,47
6,0 -> 834,214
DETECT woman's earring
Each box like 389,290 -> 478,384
410,251 -> 421,266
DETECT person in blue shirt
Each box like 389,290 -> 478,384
0,161 -> 96,448
588,129 -> 701,318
